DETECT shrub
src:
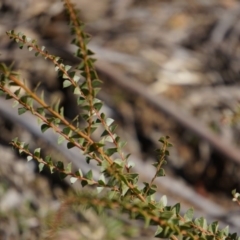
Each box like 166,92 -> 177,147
0,0 -> 239,239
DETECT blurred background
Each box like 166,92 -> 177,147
0,0 -> 240,239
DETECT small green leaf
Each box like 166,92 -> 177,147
118,140 -> 127,149
19,147 -> 24,154
20,95 -> 29,104
89,70 -> 97,79
27,156 -> 33,162
41,124 -> 50,133
34,148 -> 41,158
98,174 -> 106,186
52,118 -> 60,125
12,100 -> 19,108
158,137 -> 165,143
63,73 -> 69,79
100,159 -> 110,172
92,79 -> 102,87
81,180 -> 88,187
114,159 -> 124,167
70,177 -> 78,184
60,107 -> 64,117
14,88 -> 21,96
100,113 -> 105,120
37,107 -> 45,115
18,107 -> 27,115
53,56 -> 60,62
23,143 -> 29,150
53,99 -> 60,113
62,127 -> 70,136
144,217 -> 150,228
64,65 -> 72,72
45,155 -> 52,165
56,161 -> 64,170
75,168 -> 83,178
59,172 -> 67,180
86,144 -> 97,154
67,142 -> 75,149
105,148 -> 118,156
221,225 -> 229,236
159,211 -> 174,220
109,124 -> 117,132
58,135 -> 65,144
97,187 -> 104,193
73,76 -> 81,84
66,162 -> 72,173
121,183 -> 129,196
195,217 -> 207,230
86,170 -> 93,180
82,105 -> 90,111
5,94 -> 13,100
106,118 -> 114,126
144,184 -> 156,196
12,137 -> 18,144
87,49 -> 95,55
18,43 -> 24,49
172,203 -> 181,214
93,102 -> 102,111
102,135 -> 116,143
101,129 -> 109,137
108,191 -> 116,199
184,208 -> 194,222
81,113 -> 90,121
232,189 -> 236,195
148,202 -> 157,210
73,87 -> 81,95
49,167 -> 55,175
126,173 -> 139,184
63,80 -> 72,88
159,195 -> 167,208
127,161 -> 135,168
77,138 -> 85,145
154,226 -> 163,238
77,96 -> 85,105
38,163 -> 44,172
157,168 -> 165,177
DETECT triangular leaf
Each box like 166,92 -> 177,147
66,162 -> 72,173
63,80 -> 72,88
159,195 -> 167,208
58,135 -> 65,145
12,100 -> 19,108
105,148 -> 118,157
67,142 -> 75,149
41,124 -> 50,133
38,163 -> 44,172
34,148 -> 41,158
86,170 -> 93,180
157,168 -> 165,177
70,177 -> 78,184
184,208 -> 194,222
18,107 -> 27,115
